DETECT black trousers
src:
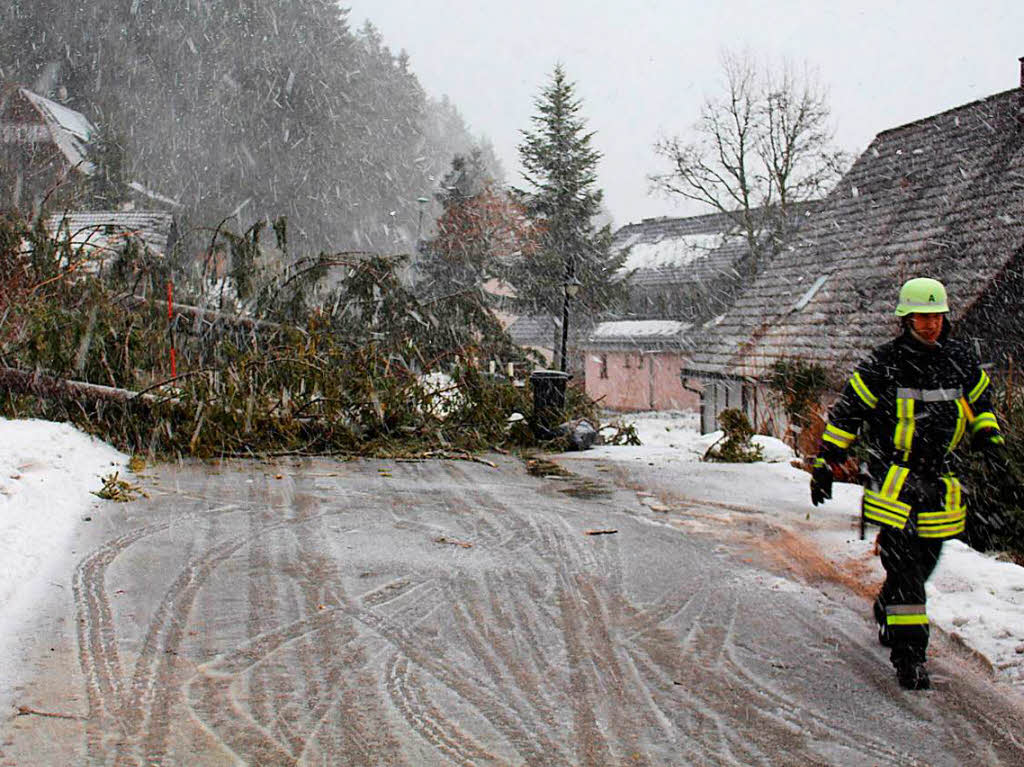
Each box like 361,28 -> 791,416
876,526 -> 944,665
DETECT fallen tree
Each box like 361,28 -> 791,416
1,214 -> 593,458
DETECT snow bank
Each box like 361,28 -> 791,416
0,419 -> 126,632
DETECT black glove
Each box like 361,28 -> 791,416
973,428 -> 1006,455
810,457 -> 834,506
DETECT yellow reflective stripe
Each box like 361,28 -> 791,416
948,398 -> 968,451
886,604 -> 928,626
864,465 -> 912,530
823,423 -> 856,449
918,521 -> 966,538
864,499 -> 911,529
970,412 -> 999,433
917,476 -> 966,539
919,510 -> 966,525
881,465 -> 910,498
864,497 -> 913,514
894,397 -> 915,452
888,614 -> 929,626
864,506 -> 910,528
944,475 -> 962,511
968,370 -> 991,403
850,372 -> 878,409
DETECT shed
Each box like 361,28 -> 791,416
582,320 -> 698,411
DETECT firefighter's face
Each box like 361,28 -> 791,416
910,312 -> 944,344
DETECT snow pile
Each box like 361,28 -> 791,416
0,420 -> 126,622
417,371 -> 466,419
590,410 -> 1024,684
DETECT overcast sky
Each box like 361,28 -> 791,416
348,1 -> 1024,228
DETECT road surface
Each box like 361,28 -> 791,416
2,453 -> 1023,765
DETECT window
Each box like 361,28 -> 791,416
599,354 -> 608,379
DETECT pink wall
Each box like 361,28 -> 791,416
584,350 -> 700,412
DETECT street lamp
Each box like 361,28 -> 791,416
559,272 -> 582,373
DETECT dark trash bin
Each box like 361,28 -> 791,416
530,369 -> 570,439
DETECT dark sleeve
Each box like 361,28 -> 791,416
962,351 -> 1002,437
818,352 -> 885,463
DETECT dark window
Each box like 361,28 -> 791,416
599,354 -> 608,379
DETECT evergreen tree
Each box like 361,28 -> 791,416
0,1 -> 491,259
509,65 -> 625,350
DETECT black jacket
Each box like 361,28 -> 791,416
818,321 -> 1002,538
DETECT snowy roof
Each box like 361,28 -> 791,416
46,211 -> 177,262
19,88 -> 95,174
612,211 -> 741,286
686,84 -> 1024,380
581,319 -> 694,351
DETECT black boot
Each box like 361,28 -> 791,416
874,597 -> 892,648
895,659 -> 930,690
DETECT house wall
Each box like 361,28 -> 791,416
584,350 -> 699,412
698,379 -> 787,438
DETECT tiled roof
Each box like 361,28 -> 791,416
686,86 -> 1024,380
46,211 -> 177,260
613,210 -> 739,286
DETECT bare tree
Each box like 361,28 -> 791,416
650,51 -> 848,271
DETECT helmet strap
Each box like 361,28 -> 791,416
903,315 -> 941,347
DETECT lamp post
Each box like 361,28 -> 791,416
559,270 -> 582,373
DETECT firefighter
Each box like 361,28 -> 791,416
809,277 -> 1004,690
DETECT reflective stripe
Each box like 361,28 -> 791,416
823,423 -> 856,449
881,465 -> 910,497
971,412 -> 1000,433
968,370 -> 991,403
918,475 -> 966,539
894,397 -> 915,453
850,372 -> 878,409
887,614 -> 929,626
863,465 -> 911,529
948,398 -> 968,452
886,603 -> 929,626
918,520 -> 966,538
896,387 -> 961,402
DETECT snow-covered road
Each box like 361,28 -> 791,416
1,416 -> 1023,765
